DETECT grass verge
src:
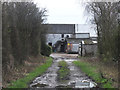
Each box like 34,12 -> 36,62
73,61 -> 114,88
57,61 -> 70,82
8,57 -> 53,88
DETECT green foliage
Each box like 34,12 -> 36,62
8,57 -> 53,88
103,81 -> 113,88
57,61 -> 70,82
58,60 -> 68,67
40,34 -> 52,57
73,61 -> 113,88
41,44 -> 52,57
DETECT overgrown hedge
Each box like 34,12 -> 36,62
41,44 -> 52,57
2,2 -> 47,82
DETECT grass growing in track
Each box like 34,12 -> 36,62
57,61 -> 70,82
8,57 -> 53,88
73,61 -> 113,88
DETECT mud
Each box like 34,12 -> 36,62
30,53 -> 97,88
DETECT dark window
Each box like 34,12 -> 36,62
61,34 -> 64,38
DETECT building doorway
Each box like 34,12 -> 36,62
48,42 -> 52,47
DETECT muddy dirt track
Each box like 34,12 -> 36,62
29,53 -> 97,88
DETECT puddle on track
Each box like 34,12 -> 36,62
30,54 -> 97,88
30,59 -> 59,88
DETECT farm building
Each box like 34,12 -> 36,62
44,24 -> 97,54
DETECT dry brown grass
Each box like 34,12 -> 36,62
2,55 -> 46,88
79,57 -> 118,88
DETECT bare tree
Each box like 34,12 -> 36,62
86,2 -> 119,62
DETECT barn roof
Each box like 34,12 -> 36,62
45,24 -> 75,34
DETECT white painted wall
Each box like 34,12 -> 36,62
75,24 -> 97,37
75,33 -> 90,38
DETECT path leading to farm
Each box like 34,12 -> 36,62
30,53 -> 97,88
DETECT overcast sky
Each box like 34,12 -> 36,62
34,0 -> 89,24
33,0 -> 97,36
